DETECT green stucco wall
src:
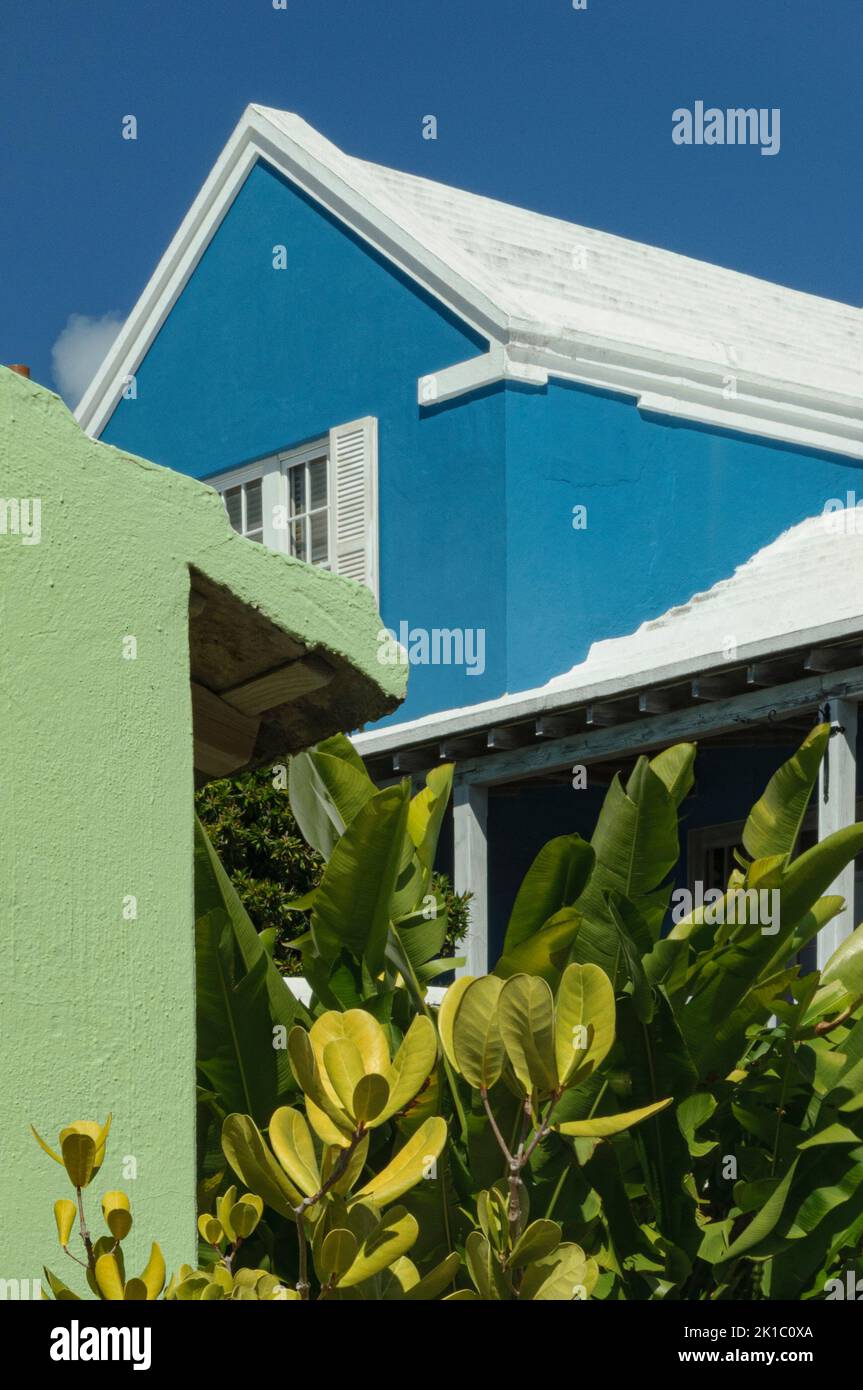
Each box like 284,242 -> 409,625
0,368 -> 403,1292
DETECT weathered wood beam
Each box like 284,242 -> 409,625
440,736 -> 486,759
454,664 -> 863,786
192,681 -> 261,776
535,714 -> 581,738
486,725 -> 530,751
692,673 -> 742,701
746,660 -> 794,687
805,647 -> 860,674
638,689 -> 674,715
586,701 -> 628,727
222,655 -> 333,715
392,748 -> 435,774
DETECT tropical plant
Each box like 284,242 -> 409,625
45,724 -> 863,1300
33,1114 -> 168,1301
33,1114 -> 291,1301
226,721 -> 863,1300
195,761 -> 470,975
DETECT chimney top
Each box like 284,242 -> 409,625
7,364 -> 31,378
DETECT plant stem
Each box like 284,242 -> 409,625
76,1187 -> 95,1272
480,1089 -> 514,1165
291,1129 -> 364,1299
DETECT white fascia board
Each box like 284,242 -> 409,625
76,115 -> 258,434
76,106 -> 511,438
352,612 -> 863,760
426,327 -> 863,460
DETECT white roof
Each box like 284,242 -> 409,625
259,107 -> 863,398
77,105 -> 863,458
353,509 -> 863,756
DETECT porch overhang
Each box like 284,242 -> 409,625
354,627 -> 863,787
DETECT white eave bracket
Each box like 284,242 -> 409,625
418,344 -> 549,408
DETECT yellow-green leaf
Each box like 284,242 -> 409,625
31,1125 -> 63,1165
269,1107 -> 322,1198
401,1250 -> 461,1300
230,1194 -> 264,1238
288,1027 -> 352,1133
53,1199 -> 77,1247
354,1116 -> 447,1206
101,1190 -> 132,1241
451,975 -> 505,1090
353,1073 -> 390,1124
61,1133 -> 96,1189
338,1206 -> 419,1288
221,1113 -> 303,1219
508,1219 -> 561,1268
95,1252 -> 125,1301
323,1038 -> 366,1116
436,975 -> 475,1073
376,1015 -> 438,1124
198,1214 -> 223,1245
554,961 -> 616,1087
319,1228 -> 359,1280
498,974 -> 557,1096
556,1098 -> 672,1137
139,1243 -> 166,1300
311,1008 -> 390,1077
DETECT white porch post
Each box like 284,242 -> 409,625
817,699 -> 859,969
453,779 -> 489,976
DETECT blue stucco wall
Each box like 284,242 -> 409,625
100,155 -> 863,727
502,381 -> 863,693
99,159 -> 507,723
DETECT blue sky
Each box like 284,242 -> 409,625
1,0 -> 860,400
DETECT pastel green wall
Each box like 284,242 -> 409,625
0,368 -> 403,1292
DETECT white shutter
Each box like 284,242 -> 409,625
329,416 -> 379,600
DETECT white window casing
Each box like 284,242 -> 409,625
212,416 -> 379,599
329,416 -> 379,601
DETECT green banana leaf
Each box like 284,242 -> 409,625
310,783 -> 411,974
742,724 -> 829,861
502,835 -> 594,954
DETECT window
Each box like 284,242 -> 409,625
221,476 -> 264,543
284,448 -> 330,567
211,417 -> 379,598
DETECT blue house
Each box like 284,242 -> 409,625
77,106 -> 863,975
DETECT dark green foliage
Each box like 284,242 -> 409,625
195,767 -> 469,975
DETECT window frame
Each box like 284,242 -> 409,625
212,435 -> 331,566
277,438 -> 331,570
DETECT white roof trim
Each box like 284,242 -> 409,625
77,107 -> 863,460
75,106 -> 509,436
353,510 -> 863,756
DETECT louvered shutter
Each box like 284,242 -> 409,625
328,417 -> 379,600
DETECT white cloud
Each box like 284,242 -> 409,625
51,311 -> 124,408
